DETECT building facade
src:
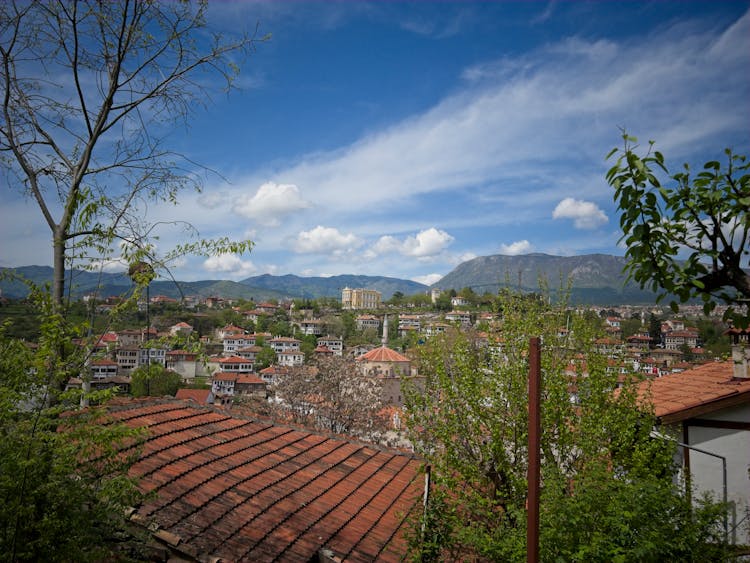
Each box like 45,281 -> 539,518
341,287 -> 382,310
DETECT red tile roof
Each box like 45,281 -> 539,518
105,398 -> 423,561
219,355 -> 249,364
175,389 -> 212,404
356,346 -> 410,363
91,358 -> 118,366
236,375 -> 266,385
635,361 -> 750,424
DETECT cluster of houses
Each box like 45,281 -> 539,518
599,317 -> 705,378
59,288 -> 750,551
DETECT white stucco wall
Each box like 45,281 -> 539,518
674,403 -> 750,545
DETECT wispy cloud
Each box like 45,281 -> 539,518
177,8 -> 750,280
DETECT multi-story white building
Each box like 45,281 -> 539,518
342,287 -> 381,310
445,310 -> 472,326
296,319 -> 324,336
139,346 -> 166,367
90,358 -> 118,379
222,334 -> 257,355
356,314 -> 381,332
277,350 -> 305,367
115,346 -> 140,374
269,336 -> 301,354
317,336 -> 343,356
217,355 -> 254,374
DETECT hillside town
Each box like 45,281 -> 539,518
41,285 -> 730,409
2,1 -> 749,561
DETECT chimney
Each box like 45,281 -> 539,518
727,328 -> 749,379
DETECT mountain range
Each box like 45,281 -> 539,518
0,253 -> 660,305
434,253 -> 661,304
0,266 -> 427,302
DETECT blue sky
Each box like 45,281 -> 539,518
3,1 -> 750,286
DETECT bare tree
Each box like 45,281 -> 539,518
0,0 -> 264,308
270,355 -> 388,439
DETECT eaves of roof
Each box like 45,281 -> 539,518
104,398 -> 423,562
635,361 -> 750,425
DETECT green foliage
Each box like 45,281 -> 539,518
299,334 -> 318,361
433,293 -> 452,311
0,320 -> 146,561
607,134 -> 750,327
405,290 -> 728,561
130,364 -> 181,397
255,345 -> 277,371
690,318 -> 731,359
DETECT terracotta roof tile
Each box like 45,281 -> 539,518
356,346 -> 411,363
102,397 -> 422,561
635,360 -> 750,424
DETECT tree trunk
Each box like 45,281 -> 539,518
52,226 -> 66,310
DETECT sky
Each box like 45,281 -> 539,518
2,1 -> 750,286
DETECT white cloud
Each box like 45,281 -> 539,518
233,182 -> 310,227
86,258 -> 128,274
552,198 -> 608,229
500,240 -> 534,255
369,235 -> 403,256
203,254 -> 257,279
366,228 -> 455,260
403,228 -> 454,257
413,273 -> 443,286
293,226 -> 362,254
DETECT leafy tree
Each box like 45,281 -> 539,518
388,290 -> 405,306
254,344 -> 277,371
270,319 -> 292,337
299,333 -> 318,362
405,290 -> 727,561
0,298 -> 147,561
1,3 -> 265,558
680,342 -> 695,363
649,313 -> 663,347
0,0 -> 263,309
695,318 -> 731,359
619,317 -> 643,340
607,133 -> 750,326
130,363 -> 180,397
434,293 -> 452,311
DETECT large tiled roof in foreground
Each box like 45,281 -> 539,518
106,398 -> 423,562
635,361 -> 750,424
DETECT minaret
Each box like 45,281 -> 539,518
382,315 -> 388,346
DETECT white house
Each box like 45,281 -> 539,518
317,336 -> 343,356
269,336 -> 301,354
296,319 -> 324,336
277,350 -> 304,367
636,358 -> 750,546
90,358 -> 118,379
